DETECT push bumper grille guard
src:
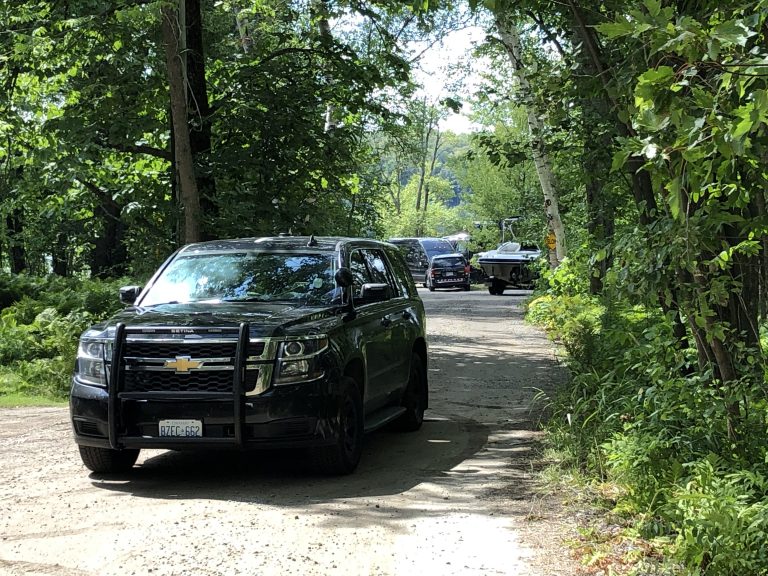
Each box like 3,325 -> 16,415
107,322 -> 251,449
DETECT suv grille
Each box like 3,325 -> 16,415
119,339 -> 268,394
123,369 -> 259,393
124,341 -> 266,359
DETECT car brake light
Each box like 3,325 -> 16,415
464,265 -> 470,274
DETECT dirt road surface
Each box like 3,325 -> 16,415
0,289 -> 579,576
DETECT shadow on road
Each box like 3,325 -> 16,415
89,415 -> 489,501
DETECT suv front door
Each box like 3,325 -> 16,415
348,248 -> 410,412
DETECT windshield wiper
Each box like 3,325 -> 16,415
220,296 -> 271,303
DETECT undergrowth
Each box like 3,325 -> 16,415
528,258 -> 768,576
0,274 -> 126,402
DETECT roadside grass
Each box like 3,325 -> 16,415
0,392 -> 67,407
538,454 -> 685,576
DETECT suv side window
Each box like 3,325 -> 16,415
349,250 -> 372,297
349,249 -> 397,303
383,249 -> 413,297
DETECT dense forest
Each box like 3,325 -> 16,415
3,0 -> 768,573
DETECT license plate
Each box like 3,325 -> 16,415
158,419 -> 202,437
445,271 -> 455,277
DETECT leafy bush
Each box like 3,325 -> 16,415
673,459 -> 768,575
0,275 -> 127,401
528,290 -> 768,574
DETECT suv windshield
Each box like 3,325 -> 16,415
140,252 -> 337,306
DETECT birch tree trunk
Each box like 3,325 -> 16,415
423,128 -> 442,212
495,14 -> 566,266
311,0 -> 336,132
162,4 -> 201,244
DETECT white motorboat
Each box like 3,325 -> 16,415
477,241 -> 541,295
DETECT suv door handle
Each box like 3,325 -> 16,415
381,317 -> 392,328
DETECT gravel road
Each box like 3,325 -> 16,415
0,288 -> 579,576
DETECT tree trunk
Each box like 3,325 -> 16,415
415,116 -> 433,213
162,3 -> 202,244
183,0 -> 217,240
6,211 -> 26,273
79,180 -> 127,279
51,232 -> 68,276
495,15 -> 566,266
423,129 -> 442,213
311,0 -> 336,132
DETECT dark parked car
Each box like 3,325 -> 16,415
426,253 -> 471,292
69,236 -> 428,475
387,237 -> 455,287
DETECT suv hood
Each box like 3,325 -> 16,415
102,302 -> 338,338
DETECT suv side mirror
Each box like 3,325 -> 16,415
335,267 -> 354,288
359,283 -> 391,303
119,285 -> 143,305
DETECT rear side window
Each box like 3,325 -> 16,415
384,249 -> 415,297
432,257 -> 465,268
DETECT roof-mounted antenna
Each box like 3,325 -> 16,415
307,235 -> 318,247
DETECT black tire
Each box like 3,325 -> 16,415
491,279 -> 505,295
428,283 -> 435,292
393,354 -> 427,432
78,445 -> 139,473
312,377 -> 363,475
463,284 -> 471,292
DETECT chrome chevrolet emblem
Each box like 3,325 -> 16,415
164,356 -> 202,373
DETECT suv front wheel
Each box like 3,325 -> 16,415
78,445 -> 140,473
311,377 -> 363,475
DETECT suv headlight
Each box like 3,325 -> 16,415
274,336 -> 328,385
74,329 -> 112,387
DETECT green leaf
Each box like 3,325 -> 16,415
666,177 -> 682,220
644,0 -> 661,17
596,19 -> 634,38
611,149 -> 631,172
638,66 -> 675,85
712,20 -> 755,47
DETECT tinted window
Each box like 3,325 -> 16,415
390,240 -> 426,267
432,256 -> 465,268
349,249 -> 397,302
384,249 -> 414,297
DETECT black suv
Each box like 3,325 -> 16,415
69,236 -> 428,475
426,253 -> 471,292
387,237 -> 455,286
